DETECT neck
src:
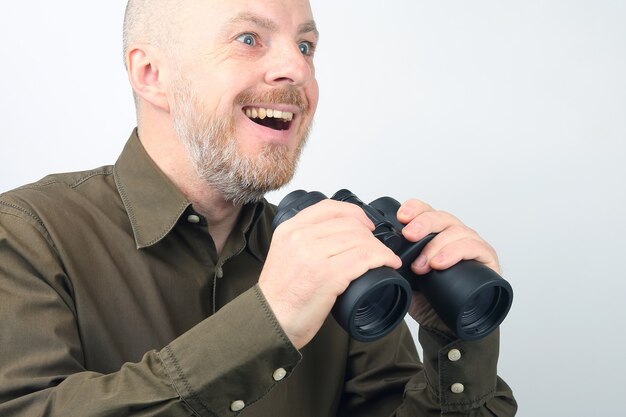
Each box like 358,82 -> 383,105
186,185 -> 244,256
137,114 -> 242,256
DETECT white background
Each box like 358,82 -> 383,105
1,1 -> 625,416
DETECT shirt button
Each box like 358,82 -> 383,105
273,368 -> 287,381
451,383 -> 465,394
230,400 -> 245,412
448,349 -> 462,362
187,214 -> 201,224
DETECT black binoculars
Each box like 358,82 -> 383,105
272,189 -> 513,342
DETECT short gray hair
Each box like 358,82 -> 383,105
122,0 -> 183,68
123,0 -> 186,113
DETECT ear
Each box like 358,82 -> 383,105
127,45 -> 171,113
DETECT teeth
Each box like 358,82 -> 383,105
245,107 -> 293,122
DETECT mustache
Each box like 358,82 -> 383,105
234,87 -> 308,114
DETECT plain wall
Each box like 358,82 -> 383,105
1,1 -> 625,415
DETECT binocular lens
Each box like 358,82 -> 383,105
353,284 -> 408,338
459,286 -> 510,337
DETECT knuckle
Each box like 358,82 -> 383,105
447,224 -> 465,235
404,198 -> 432,211
458,236 -> 476,247
438,210 -> 460,224
287,227 -> 304,242
346,215 -> 366,229
438,209 -> 453,217
357,245 -> 370,261
313,199 -> 338,212
484,241 -> 499,260
272,223 -> 292,244
416,210 -> 435,225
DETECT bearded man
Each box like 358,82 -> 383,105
0,0 -> 517,416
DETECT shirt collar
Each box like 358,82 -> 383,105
113,129 -> 191,249
113,129 -> 272,252
245,200 -> 275,263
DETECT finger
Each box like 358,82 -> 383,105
294,235 -> 402,297
282,215 -> 373,244
286,199 -> 374,230
410,223 -> 472,259
401,210 -> 463,242
330,241 -> 403,285
396,199 -> 434,224
429,238 -> 500,273
413,237 -> 500,274
313,224 -> 386,259
410,227 -> 476,273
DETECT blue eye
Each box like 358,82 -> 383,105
299,41 -> 313,56
236,33 -> 256,46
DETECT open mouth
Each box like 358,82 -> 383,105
244,106 -> 294,131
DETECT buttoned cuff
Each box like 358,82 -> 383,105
158,285 -> 302,417
416,327 -> 501,414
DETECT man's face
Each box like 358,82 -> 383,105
167,0 -> 319,204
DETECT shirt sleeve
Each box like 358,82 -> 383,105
401,327 -> 518,416
0,203 -> 301,417
337,321 -> 517,416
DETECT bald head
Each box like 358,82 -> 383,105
123,0 -> 184,68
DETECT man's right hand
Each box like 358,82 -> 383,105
258,199 -> 402,350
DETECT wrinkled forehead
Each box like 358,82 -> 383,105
155,0 -> 317,63
184,0 -> 315,34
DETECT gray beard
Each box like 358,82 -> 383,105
171,83 -> 310,205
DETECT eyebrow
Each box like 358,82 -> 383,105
227,12 -> 319,39
298,21 -> 319,39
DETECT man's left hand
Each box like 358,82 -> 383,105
396,198 -> 501,335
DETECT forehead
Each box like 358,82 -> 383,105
187,0 -> 315,32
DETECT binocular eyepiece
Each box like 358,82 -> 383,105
272,189 -> 513,342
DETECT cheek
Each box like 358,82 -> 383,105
193,68 -> 249,115
307,78 -> 320,115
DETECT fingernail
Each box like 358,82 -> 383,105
414,254 -> 428,268
399,208 -> 415,218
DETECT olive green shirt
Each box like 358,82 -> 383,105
0,130 -> 516,416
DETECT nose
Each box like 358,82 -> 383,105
264,42 -> 313,87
